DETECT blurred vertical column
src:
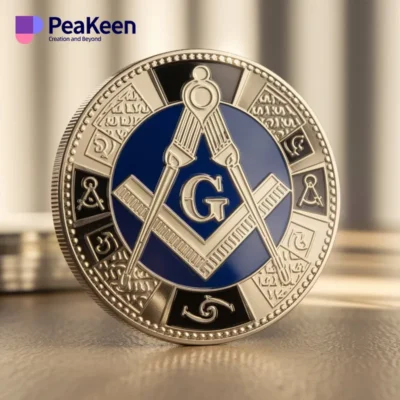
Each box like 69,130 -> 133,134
258,0 -> 290,81
344,1 -> 376,230
42,0 -> 114,212
188,0 -> 259,60
1,0 -> 115,215
111,0 -> 190,71
0,0 -> 39,214
0,0 -> 113,291
287,0 -> 347,222
374,0 -> 400,230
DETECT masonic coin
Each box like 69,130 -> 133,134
52,50 -> 340,344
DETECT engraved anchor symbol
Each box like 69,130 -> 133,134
181,295 -> 235,324
95,231 -> 118,255
298,174 -> 324,208
77,177 -> 105,211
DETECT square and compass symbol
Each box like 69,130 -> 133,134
293,167 -> 328,216
54,51 -> 340,343
113,172 -> 291,280
109,64 -> 295,293
72,167 -> 110,224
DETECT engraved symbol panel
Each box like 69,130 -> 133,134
181,295 -> 235,324
167,286 -> 251,330
253,247 -> 311,307
85,131 -> 120,167
93,84 -> 151,144
293,167 -> 327,215
73,168 -> 110,222
299,175 -> 323,207
153,61 -> 243,104
95,249 -> 159,314
250,85 -> 304,140
281,127 -> 313,164
77,177 -> 105,211
284,222 -> 315,258
85,223 -> 122,262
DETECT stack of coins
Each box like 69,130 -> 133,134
0,213 -> 78,292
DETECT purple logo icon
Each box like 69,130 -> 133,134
15,16 -> 43,44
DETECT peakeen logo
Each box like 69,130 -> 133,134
16,16 -> 136,44
15,16 -> 44,44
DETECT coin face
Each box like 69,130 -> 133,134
52,50 -> 340,344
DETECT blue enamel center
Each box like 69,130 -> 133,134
112,104 -> 291,289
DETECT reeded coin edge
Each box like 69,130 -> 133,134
51,49 -> 340,344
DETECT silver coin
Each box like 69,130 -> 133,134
52,50 -> 340,344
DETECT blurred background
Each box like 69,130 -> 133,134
0,0 -> 399,293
